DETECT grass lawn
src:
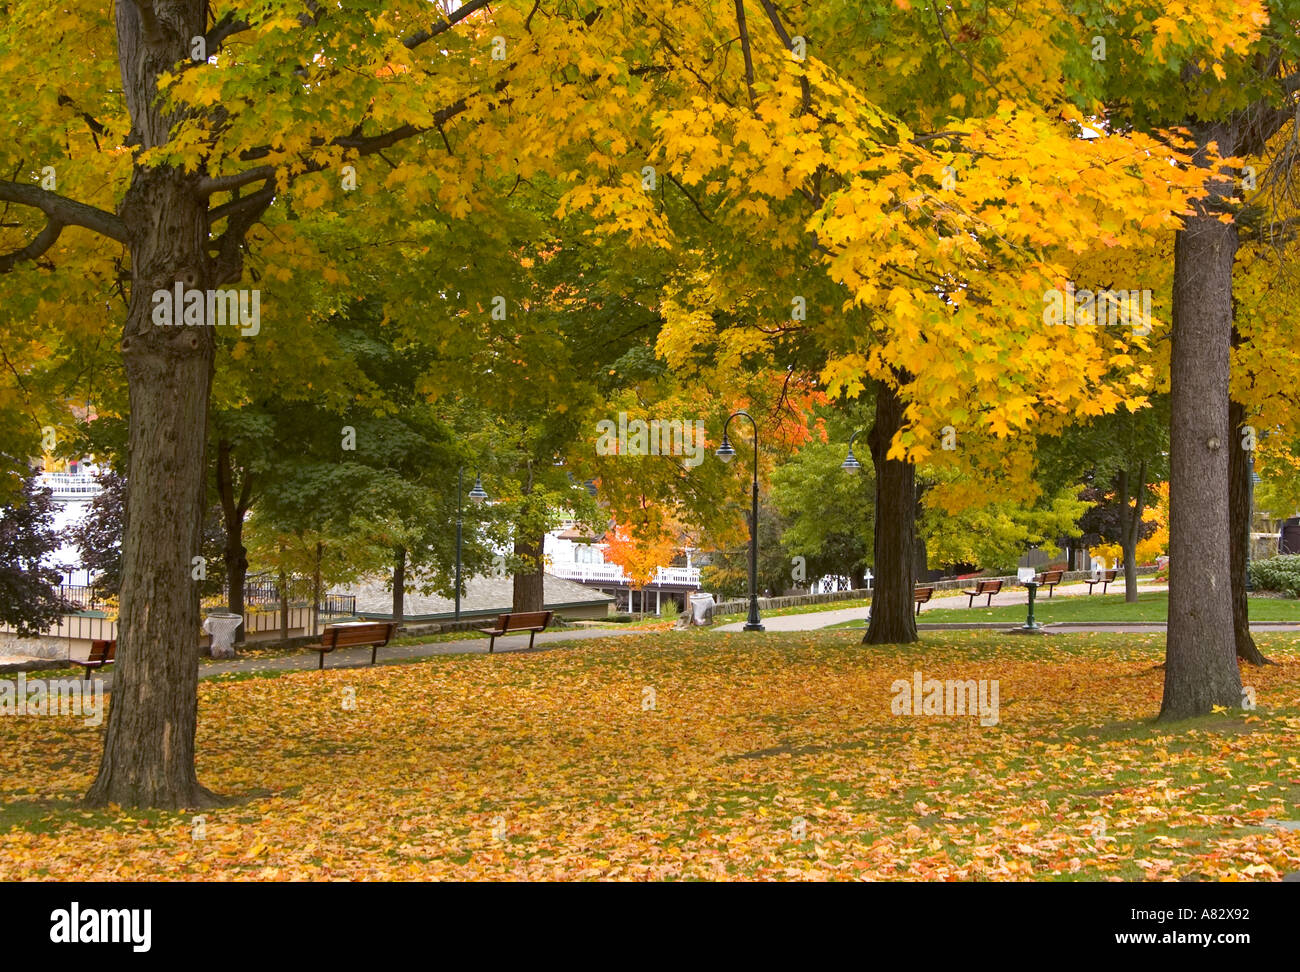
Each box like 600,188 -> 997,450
897,590 -> 1300,625
2,629 -> 1298,880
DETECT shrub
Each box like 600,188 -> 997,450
1247,556 -> 1300,596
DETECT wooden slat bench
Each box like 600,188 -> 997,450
479,611 -> 553,653
913,585 -> 934,615
76,639 -> 116,679
1085,569 -> 1118,595
962,579 -> 1003,608
1035,569 -> 1065,598
314,621 -> 398,669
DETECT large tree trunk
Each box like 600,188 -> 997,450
215,439 -> 250,644
1161,120 -> 1243,719
85,3 -> 218,809
278,561 -> 290,643
512,529 -> 545,613
865,379 -> 918,645
1229,399 -> 1270,665
1118,463 -> 1145,604
392,546 -> 406,624
311,541 -> 322,637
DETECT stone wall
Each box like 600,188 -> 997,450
0,633 -> 70,660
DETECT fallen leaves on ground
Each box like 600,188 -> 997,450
1,631 -> 1298,881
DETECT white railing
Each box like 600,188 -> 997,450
550,562 -> 701,587
36,473 -> 102,500
652,565 -> 701,586
551,562 -> 627,583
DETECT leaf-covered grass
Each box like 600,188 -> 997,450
1,630 -> 1297,880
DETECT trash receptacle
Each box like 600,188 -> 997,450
203,611 -> 243,659
689,594 -> 715,626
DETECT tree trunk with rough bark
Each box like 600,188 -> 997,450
512,529 -> 546,614
1229,399 -> 1270,665
1162,120 -> 1243,719
85,3 -> 221,810
312,541 -> 322,638
278,563 -> 289,643
865,379 -> 918,645
215,439 -> 251,644
392,546 -> 406,624
1118,463 -> 1146,604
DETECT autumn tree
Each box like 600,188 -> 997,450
631,2 -> 1220,646
0,0 -> 703,807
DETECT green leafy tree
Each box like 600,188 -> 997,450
0,471 -> 66,636
769,440 -> 874,589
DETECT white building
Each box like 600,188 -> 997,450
542,519 -> 701,614
35,462 -> 102,586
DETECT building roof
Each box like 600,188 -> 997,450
346,572 -> 613,622
556,525 -> 602,542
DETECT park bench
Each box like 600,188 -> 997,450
1035,569 -> 1065,598
76,639 -> 116,679
314,621 -> 398,669
478,611 -> 553,653
1086,569 -> 1118,595
962,579 -> 1003,608
913,585 -> 934,615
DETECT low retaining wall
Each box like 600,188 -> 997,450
713,587 -> 870,617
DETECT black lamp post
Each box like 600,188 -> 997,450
456,467 -> 488,621
842,430 -> 864,475
717,410 -> 763,631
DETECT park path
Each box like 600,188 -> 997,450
44,625 -> 650,689
715,580 -> 1171,632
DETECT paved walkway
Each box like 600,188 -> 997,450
12,625 -> 649,687
716,581 -> 1173,632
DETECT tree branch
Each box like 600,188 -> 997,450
206,10 -> 251,52
211,182 -> 277,284
403,0 -> 496,51
734,0 -> 757,109
0,181 -> 128,245
666,174 -> 712,223
197,166 -> 275,197
207,181 -> 277,229
756,0 -> 810,114
0,219 -> 62,272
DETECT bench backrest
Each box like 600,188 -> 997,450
1101,569 -> 1117,581
88,639 -> 116,663
914,586 -> 934,598
322,622 -> 397,649
978,580 -> 1002,593
497,611 -> 553,631
1039,570 -> 1064,583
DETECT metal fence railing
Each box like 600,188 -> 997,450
323,594 -> 357,617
